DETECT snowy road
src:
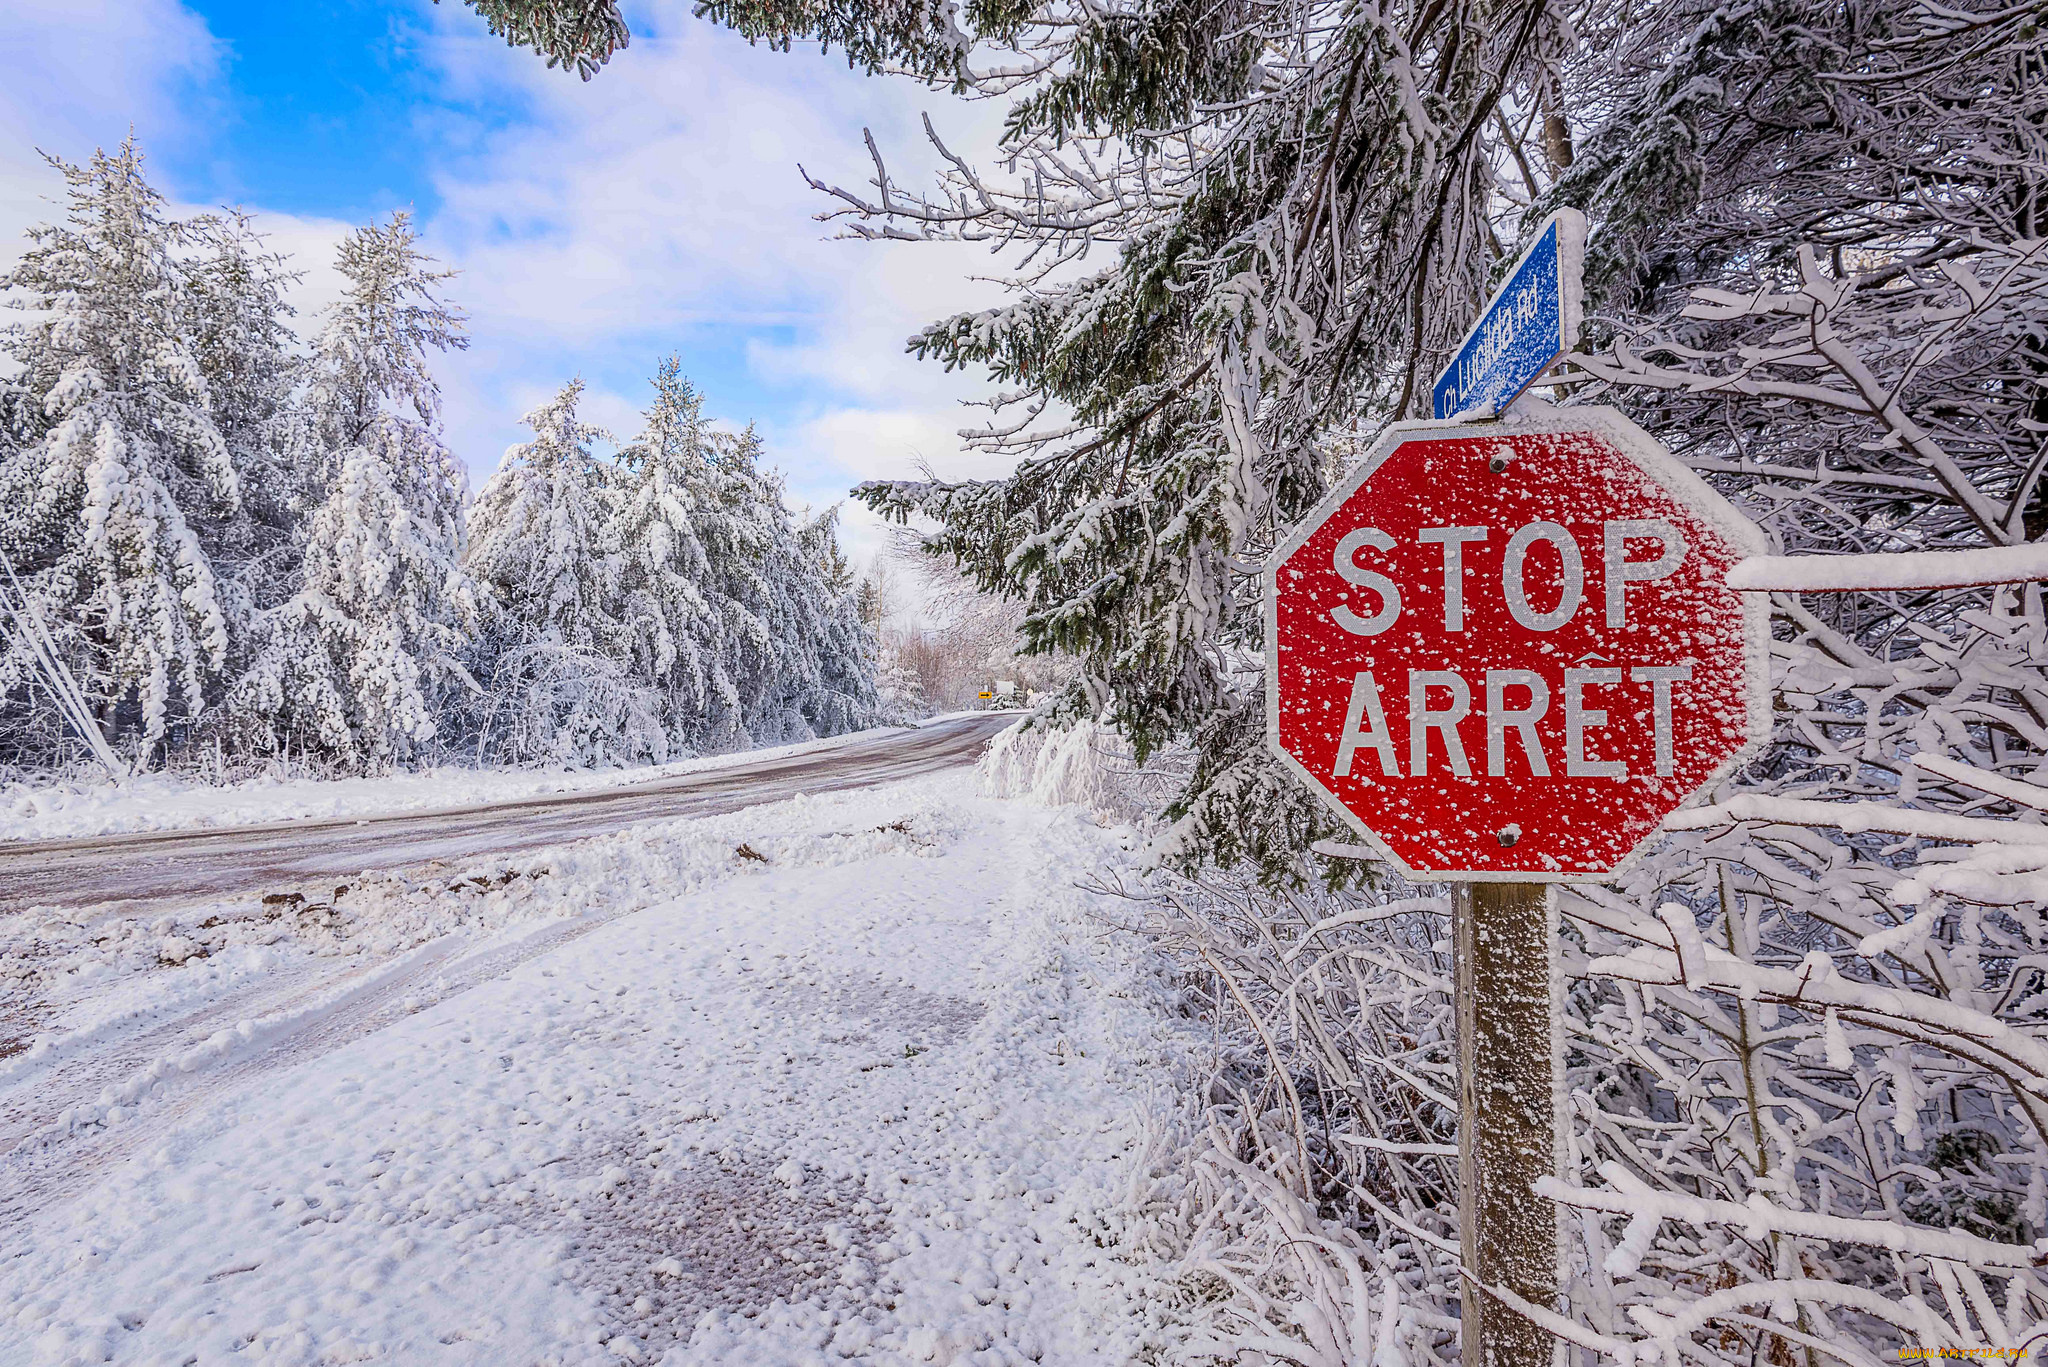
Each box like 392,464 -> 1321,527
0,715 -> 1012,914
0,752 -> 1196,1365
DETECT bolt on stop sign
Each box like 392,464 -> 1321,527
1265,408 -> 1769,881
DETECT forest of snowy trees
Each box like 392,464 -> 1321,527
0,140 -> 879,777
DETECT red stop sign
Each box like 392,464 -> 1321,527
1265,410 -> 1768,880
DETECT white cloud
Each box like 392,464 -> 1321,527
0,0 -> 355,343
0,0 -> 218,151
240,209 -> 357,331
401,1 -> 1024,513
777,400 -> 995,569
0,0 -> 220,261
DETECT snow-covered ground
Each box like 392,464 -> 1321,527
0,729 -> 943,845
1,770 -> 1202,1366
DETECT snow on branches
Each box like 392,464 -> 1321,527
703,0 -> 1584,868
456,0 -> 629,79
227,214 -> 475,768
1092,584 -> 2048,1364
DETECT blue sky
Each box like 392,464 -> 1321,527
0,0 -> 1009,559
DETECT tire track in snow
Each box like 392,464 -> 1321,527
0,901 -> 650,1236
0,954 -> 362,1147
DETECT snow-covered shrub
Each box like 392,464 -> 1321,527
1103,536 -> 2048,1364
1544,593 -> 2048,1360
1125,588 -> 2048,1364
980,716 -> 1123,811
872,650 -> 926,724
466,641 -> 668,769
980,714 -> 1192,830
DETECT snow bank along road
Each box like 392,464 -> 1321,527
0,731 -> 1198,1365
0,715 -> 1013,914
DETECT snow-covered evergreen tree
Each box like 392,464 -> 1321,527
780,504 -> 879,738
855,570 -> 923,722
608,357 -> 720,741
466,378 -> 620,653
697,426 -> 877,745
226,213 -> 473,767
185,209 -> 311,656
463,378 -> 668,767
692,422 -> 780,748
461,381 -> 879,764
303,212 -> 468,482
0,139 -> 236,761
697,0 -> 1573,871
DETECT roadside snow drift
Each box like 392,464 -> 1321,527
0,729 -> 908,845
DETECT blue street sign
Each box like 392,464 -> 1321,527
1432,209 -> 1586,421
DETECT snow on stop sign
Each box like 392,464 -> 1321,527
1265,409 -> 1768,880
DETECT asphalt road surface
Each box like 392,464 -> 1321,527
0,713 -> 1014,914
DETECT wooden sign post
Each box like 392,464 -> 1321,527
1454,880 -> 1562,1365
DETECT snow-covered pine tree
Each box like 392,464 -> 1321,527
466,377 -> 620,654
454,366 -> 875,766
692,422 -> 779,748
699,425 -> 877,745
225,213 -> 473,768
700,0 -> 1575,874
463,378 -> 667,767
612,357 -> 722,748
777,503 -> 880,739
184,209 -> 311,664
0,138 -> 236,764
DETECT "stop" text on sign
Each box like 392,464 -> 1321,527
1328,519 -> 1687,635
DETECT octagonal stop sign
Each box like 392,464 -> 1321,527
1265,408 -> 1769,881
